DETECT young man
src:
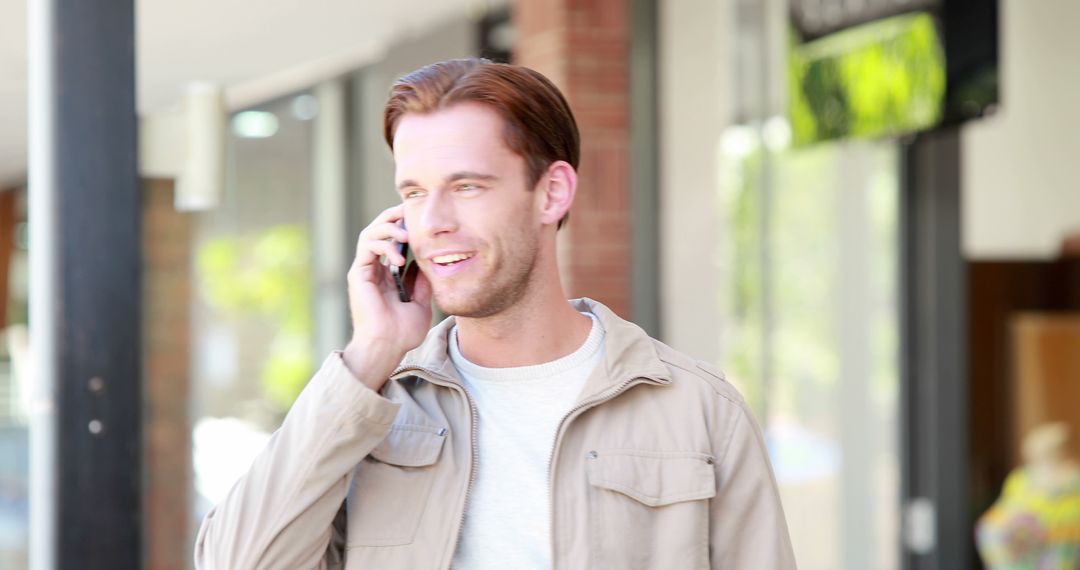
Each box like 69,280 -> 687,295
195,59 -> 795,569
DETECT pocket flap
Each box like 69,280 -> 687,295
586,450 -> 717,507
369,423 -> 447,467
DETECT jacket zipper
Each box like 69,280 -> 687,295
392,365 -> 479,570
546,375 -> 660,569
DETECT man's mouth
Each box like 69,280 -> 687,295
431,252 -> 475,267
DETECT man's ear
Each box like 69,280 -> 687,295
536,161 -> 577,226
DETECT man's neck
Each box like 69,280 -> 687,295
454,291 -> 592,368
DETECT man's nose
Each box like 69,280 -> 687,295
417,191 -> 458,237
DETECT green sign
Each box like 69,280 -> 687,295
789,12 -> 946,146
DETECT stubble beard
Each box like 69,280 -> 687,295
433,235 -> 539,319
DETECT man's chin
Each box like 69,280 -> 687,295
433,289 -> 505,319
434,299 -> 495,320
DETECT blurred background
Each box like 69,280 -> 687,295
1,0 -> 1078,568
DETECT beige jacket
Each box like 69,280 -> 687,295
194,298 -> 796,569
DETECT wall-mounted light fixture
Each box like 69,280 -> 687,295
139,82 -> 226,211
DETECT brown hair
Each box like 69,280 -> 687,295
383,58 -> 579,228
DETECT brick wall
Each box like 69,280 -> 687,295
141,179 -> 193,570
0,190 -> 15,329
514,0 -> 633,317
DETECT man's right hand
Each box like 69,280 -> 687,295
342,204 -> 433,392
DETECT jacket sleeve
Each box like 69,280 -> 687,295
194,352 -> 402,570
709,401 -> 798,569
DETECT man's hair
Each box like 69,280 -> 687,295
383,58 -> 580,228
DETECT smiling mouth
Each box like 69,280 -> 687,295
431,253 -> 475,267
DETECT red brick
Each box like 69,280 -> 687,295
517,0 -> 633,317
140,178 -> 193,570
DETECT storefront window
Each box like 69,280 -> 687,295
190,92 -> 315,526
0,187 -> 28,569
720,133 -> 901,569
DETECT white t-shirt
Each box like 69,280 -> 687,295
449,312 -> 605,569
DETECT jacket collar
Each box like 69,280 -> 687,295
393,298 -> 671,395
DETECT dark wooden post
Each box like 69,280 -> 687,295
901,128 -> 971,570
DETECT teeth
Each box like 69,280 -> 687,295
433,253 -> 472,264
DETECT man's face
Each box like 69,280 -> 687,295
393,102 -> 542,318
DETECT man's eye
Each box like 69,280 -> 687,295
404,189 -> 425,199
456,184 -> 479,192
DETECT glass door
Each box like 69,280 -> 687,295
719,132 -> 902,570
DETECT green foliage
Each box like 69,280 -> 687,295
722,146 -> 766,414
197,225 -> 313,412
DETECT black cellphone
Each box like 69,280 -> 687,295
390,222 -> 412,302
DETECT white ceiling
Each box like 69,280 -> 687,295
0,0 -> 501,186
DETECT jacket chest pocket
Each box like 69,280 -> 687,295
346,423 -> 446,547
585,450 -> 716,569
